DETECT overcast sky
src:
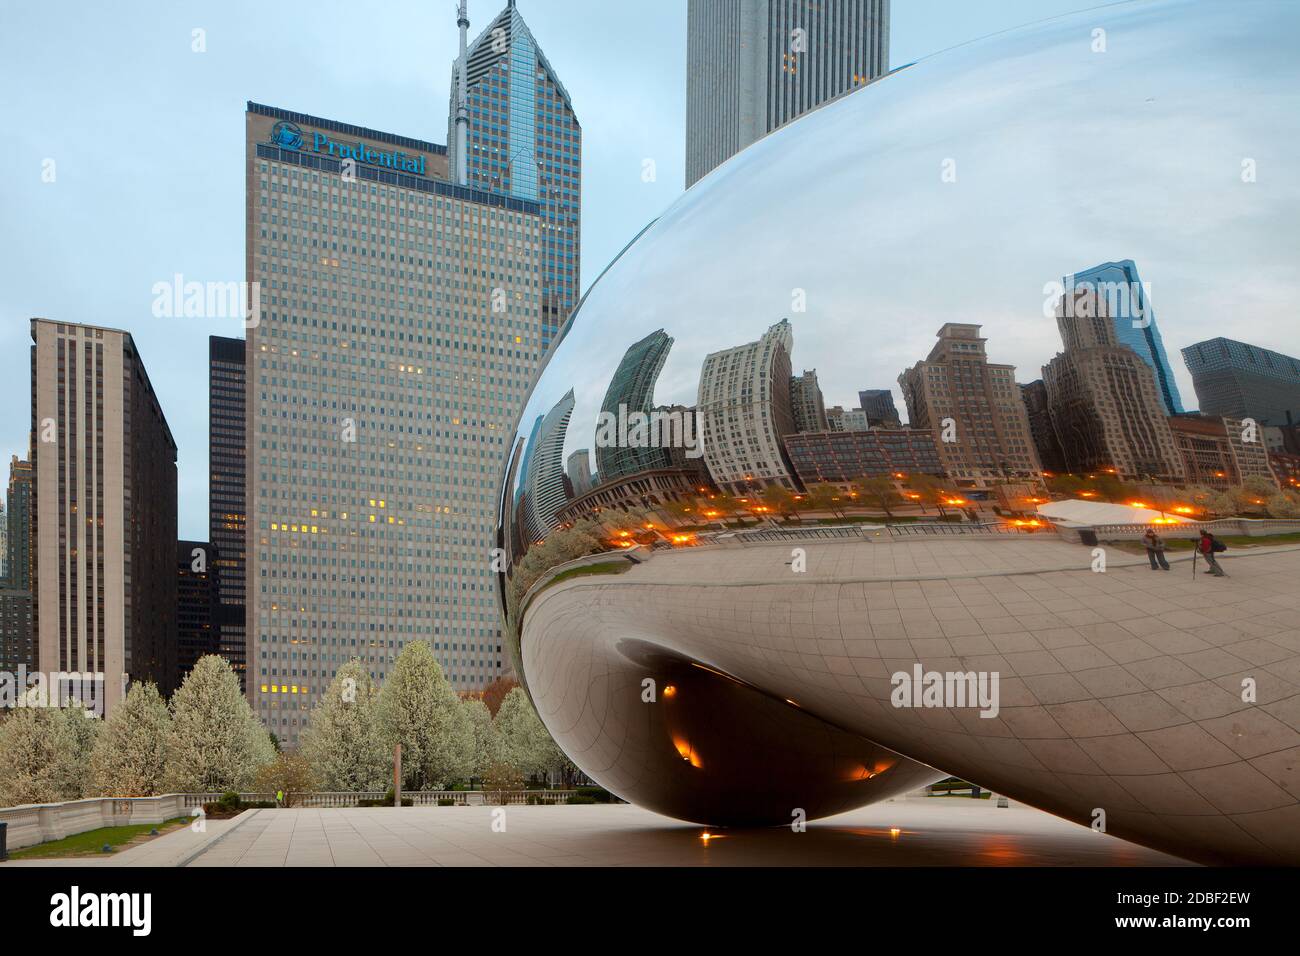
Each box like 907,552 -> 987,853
0,0 -> 1139,536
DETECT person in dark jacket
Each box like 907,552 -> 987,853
1142,528 -> 1170,570
1198,529 -> 1227,577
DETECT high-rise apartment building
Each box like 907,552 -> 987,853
1069,260 -> 1184,415
521,389 -> 575,544
448,0 -> 581,348
176,541 -> 221,686
1168,415 -> 1279,490
686,0 -> 890,187
790,370 -> 829,433
858,388 -> 901,426
209,336 -> 248,690
698,319 -> 799,494
1182,337 -> 1300,427
246,101 -> 546,743
898,324 -> 1041,487
1019,380 -> 1066,474
783,428 -> 942,486
565,448 -> 594,498
1041,289 -> 1185,481
30,319 -> 178,712
0,456 -> 34,674
595,329 -> 674,481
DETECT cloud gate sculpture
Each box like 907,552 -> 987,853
497,0 -> 1300,865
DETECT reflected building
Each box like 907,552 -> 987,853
595,329 -> 675,481
1168,415 -> 1278,489
784,428 -> 942,486
565,449 -> 595,498
686,0 -> 890,187
522,389 -> 575,544
1043,289 -> 1185,481
1182,337 -> 1300,427
697,319 -> 799,494
790,370 -> 829,432
1019,380 -> 1066,474
858,387 -> 901,427
1069,260 -> 1184,415
899,323 -> 1041,487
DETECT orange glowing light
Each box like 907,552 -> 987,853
1173,506 -> 1194,514
673,738 -> 702,768
663,685 -> 677,698
1128,501 -> 1148,509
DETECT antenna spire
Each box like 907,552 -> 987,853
455,0 -> 470,186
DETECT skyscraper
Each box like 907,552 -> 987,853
30,319 -> 179,712
209,336 -> 247,690
565,448 -> 594,498
176,541 -> 221,686
522,389 -> 575,544
790,369 -> 829,433
448,0 -> 581,348
0,456 -> 34,674
898,324 -> 1041,486
685,0 -> 890,188
858,387 -> 901,427
1042,288 -> 1185,481
1182,337 -> 1300,427
246,102 -> 546,743
697,319 -> 799,494
595,329 -> 674,481
1018,380 -> 1066,474
1069,260 -> 1184,415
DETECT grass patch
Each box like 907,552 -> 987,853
1107,532 -> 1300,554
544,561 -> 631,586
7,816 -> 192,860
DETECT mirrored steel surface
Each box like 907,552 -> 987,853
496,0 -> 1300,863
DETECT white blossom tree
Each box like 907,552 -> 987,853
89,681 -> 171,796
301,660 -> 389,791
165,655 -> 275,792
461,697 -> 498,781
377,641 -> 473,790
493,687 -> 572,783
0,699 -> 95,806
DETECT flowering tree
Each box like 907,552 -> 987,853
377,641 -> 473,790
493,687 -> 573,783
0,702 -> 94,806
90,681 -> 171,796
301,660 -> 389,791
461,697 -> 498,781
165,655 -> 276,792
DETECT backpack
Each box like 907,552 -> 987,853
1211,537 -> 1227,553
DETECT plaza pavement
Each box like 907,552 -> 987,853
1,798 -> 1186,867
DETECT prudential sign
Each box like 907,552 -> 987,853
269,120 -> 427,176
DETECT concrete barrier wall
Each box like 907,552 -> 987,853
0,794 -> 188,851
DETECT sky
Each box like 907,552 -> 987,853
0,0 -> 1158,536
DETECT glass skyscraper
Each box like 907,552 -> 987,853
449,0 -> 581,350
1069,260 -> 1185,416
1182,337 -> 1300,426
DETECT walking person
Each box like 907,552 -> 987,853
1142,528 -> 1170,570
1198,529 -> 1228,577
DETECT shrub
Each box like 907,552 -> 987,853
437,798 -> 456,807
575,786 -> 612,803
565,795 -> 598,805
